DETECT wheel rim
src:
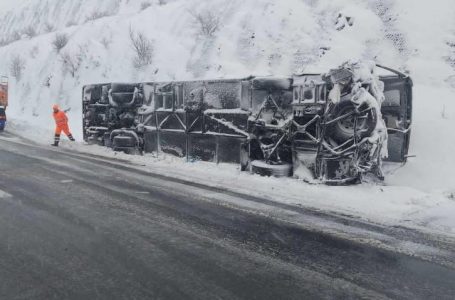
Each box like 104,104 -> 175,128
336,106 -> 368,136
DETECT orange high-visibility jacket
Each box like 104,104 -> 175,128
53,110 -> 68,126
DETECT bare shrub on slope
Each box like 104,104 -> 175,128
60,51 -> 82,78
23,26 -> 37,38
129,27 -> 153,69
191,10 -> 220,37
9,55 -> 26,81
141,1 -> 152,10
52,33 -> 69,52
44,23 -> 55,33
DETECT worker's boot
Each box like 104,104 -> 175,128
51,134 -> 60,147
68,133 -> 75,142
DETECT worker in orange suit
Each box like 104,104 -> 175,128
52,104 -> 75,146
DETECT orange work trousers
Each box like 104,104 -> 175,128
55,123 -> 71,136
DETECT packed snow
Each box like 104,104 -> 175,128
1,0 -> 455,238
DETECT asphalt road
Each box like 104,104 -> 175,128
0,133 -> 454,300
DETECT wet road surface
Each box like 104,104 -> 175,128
0,134 -> 454,299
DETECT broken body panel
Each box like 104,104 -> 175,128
82,65 -> 412,184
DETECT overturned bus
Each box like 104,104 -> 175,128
82,61 -> 412,184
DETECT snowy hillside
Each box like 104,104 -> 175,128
1,0 -> 455,232
3,0 -> 453,120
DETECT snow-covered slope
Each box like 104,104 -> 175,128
0,0 -> 418,120
1,0 -> 455,234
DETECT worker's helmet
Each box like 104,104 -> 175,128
52,104 -> 60,111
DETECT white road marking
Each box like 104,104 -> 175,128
60,180 -> 73,183
0,189 -> 12,198
134,191 -> 150,195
